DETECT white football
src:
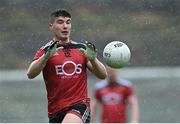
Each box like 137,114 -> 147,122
103,41 -> 131,68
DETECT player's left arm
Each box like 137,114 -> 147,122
79,41 -> 107,79
128,93 -> 139,123
87,58 -> 107,79
85,41 -> 107,79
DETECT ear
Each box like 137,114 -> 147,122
49,23 -> 53,30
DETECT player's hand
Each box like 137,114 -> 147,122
79,41 -> 97,61
43,41 -> 63,61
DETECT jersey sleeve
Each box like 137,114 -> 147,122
32,48 -> 45,61
126,85 -> 134,97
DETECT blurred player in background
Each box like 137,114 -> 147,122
27,9 -> 107,123
92,66 -> 139,123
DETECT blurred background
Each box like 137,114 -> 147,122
0,0 -> 180,122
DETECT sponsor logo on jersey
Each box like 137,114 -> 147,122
102,93 -> 121,105
55,61 -> 82,76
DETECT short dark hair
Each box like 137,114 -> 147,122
50,9 -> 71,23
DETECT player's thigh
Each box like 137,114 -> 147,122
62,113 -> 83,123
63,102 -> 90,123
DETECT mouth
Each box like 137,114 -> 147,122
62,31 -> 69,35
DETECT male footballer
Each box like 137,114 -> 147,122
27,9 -> 107,123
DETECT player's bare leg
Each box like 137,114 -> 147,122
62,113 -> 83,123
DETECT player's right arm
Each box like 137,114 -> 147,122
27,55 -> 47,79
27,41 -> 62,79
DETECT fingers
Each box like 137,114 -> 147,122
56,46 -> 63,52
85,41 -> 97,52
78,48 -> 86,54
50,42 -> 63,52
49,41 -> 58,49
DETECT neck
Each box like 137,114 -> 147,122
53,37 -> 70,43
109,81 -> 117,86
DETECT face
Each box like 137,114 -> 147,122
49,16 -> 71,41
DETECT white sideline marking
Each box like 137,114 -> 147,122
0,67 -> 180,81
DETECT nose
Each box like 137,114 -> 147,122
63,23 -> 68,28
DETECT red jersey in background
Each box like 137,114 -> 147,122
95,79 -> 134,123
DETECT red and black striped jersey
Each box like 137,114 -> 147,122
33,40 -> 90,117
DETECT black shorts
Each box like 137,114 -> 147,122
49,102 -> 90,123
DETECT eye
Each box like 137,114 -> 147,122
57,20 -> 64,24
66,19 -> 71,24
